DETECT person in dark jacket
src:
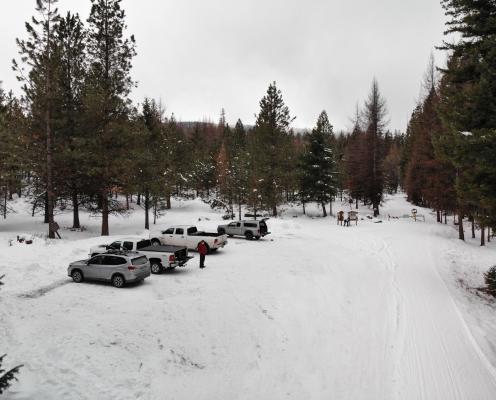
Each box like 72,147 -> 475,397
197,240 -> 208,269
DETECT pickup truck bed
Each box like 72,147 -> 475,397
140,245 -> 190,263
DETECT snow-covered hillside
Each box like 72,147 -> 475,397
1,194 -> 496,399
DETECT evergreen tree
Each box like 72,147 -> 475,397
438,0 -> 496,241
299,111 -> 337,216
54,11 -> 87,229
251,82 -> 293,217
14,0 -> 60,237
82,0 -> 136,235
362,79 -> 388,216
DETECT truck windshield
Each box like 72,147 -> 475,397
137,240 -> 152,249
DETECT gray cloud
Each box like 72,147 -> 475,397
1,0 -> 447,131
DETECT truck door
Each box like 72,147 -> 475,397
174,228 -> 185,246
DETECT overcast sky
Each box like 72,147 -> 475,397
1,0 -> 448,132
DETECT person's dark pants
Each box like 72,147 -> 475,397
200,254 -> 205,268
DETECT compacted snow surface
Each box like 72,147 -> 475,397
1,195 -> 496,400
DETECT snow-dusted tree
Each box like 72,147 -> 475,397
251,82 -> 294,217
299,111 -> 337,217
14,0 -> 60,237
82,0 -> 136,235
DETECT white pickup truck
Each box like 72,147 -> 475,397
151,225 -> 228,253
89,237 -> 191,274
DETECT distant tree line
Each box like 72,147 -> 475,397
0,0 -> 407,236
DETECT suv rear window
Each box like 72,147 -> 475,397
132,256 -> 148,265
137,239 -> 151,250
103,256 -> 126,265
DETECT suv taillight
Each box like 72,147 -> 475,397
169,254 -> 176,262
128,265 -> 137,271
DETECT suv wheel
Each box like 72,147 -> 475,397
112,274 -> 125,288
71,270 -> 83,283
151,262 -> 162,274
245,231 -> 254,240
151,239 -> 160,246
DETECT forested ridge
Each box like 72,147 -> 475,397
0,0 -> 495,245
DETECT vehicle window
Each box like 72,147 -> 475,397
123,241 -> 133,251
187,227 -> 197,235
103,256 -> 126,266
109,241 -> 121,250
132,256 -> 148,266
89,255 -> 104,265
245,223 -> 257,228
260,221 -> 267,228
137,239 -> 151,250
175,228 -> 184,235
237,223 -> 241,227
163,228 -> 174,235
228,223 -> 236,227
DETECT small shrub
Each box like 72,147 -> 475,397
484,266 -> 496,296
0,355 -> 23,395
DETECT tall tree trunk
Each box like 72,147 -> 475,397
238,195 -> 242,221
302,202 -> 306,215
125,194 -> 129,210
166,192 -> 171,210
153,199 -> 157,225
44,192 -> 49,223
329,197 -> 333,217
356,198 -> 359,209
137,193 -> 141,206
437,210 -> 441,223
444,211 -> 447,224
321,201 -> 327,217
488,227 -> 491,243
46,1 -> 55,239
458,212 -> 464,241
144,190 -> 150,230
471,216 -> 475,239
481,224 -> 486,247
72,191 -> 80,229
101,191 -> 109,236
272,204 -> 277,217
3,191 -> 7,219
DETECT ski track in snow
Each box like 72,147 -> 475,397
1,195 -> 496,399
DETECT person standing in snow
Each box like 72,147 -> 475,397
197,240 -> 208,269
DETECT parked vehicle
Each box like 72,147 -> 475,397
217,219 -> 270,240
89,237 -> 191,274
68,252 -> 151,288
151,226 -> 228,253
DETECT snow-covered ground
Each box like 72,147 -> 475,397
1,194 -> 496,399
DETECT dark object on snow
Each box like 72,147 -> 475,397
49,221 -> 61,239
0,354 -> 23,395
198,241 -> 208,269
0,275 -> 4,287
484,266 -> 496,296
